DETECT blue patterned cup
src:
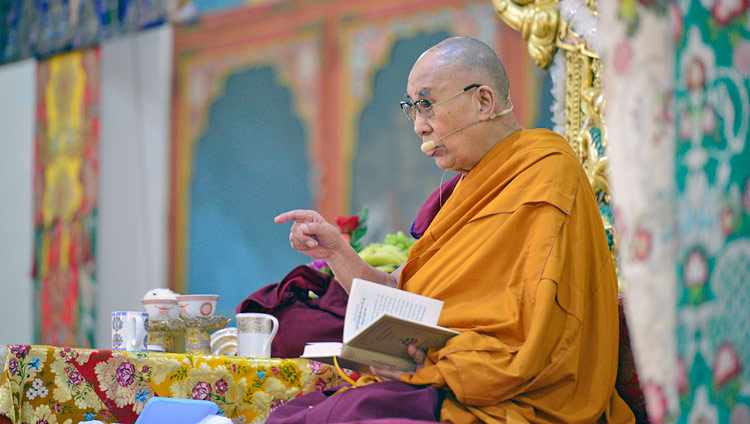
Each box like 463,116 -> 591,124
112,311 -> 149,351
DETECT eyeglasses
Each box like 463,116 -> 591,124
400,84 -> 481,122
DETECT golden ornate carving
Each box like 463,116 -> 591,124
492,0 -> 622,287
490,0 -> 559,69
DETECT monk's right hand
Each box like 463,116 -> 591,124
274,209 -> 346,260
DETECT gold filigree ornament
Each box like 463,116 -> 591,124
490,0 -> 559,69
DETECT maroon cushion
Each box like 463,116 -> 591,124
236,265 -> 349,358
616,299 -> 648,423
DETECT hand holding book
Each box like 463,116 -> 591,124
370,344 -> 427,381
302,278 -> 460,373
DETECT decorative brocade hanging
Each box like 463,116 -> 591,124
33,48 -> 100,348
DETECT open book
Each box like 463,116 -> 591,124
301,278 -> 459,373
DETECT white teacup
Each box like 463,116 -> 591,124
177,294 -> 219,318
112,311 -> 149,351
142,298 -> 179,321
236,313 -> 278,358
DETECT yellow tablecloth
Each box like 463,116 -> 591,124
0,345 -> 347,424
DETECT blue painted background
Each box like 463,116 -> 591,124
189,67 -> 312,319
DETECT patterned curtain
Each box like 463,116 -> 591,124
673,1 -> 750,421
0,0 -> 169,65
602,0 -> 750,422
33,48 -> 100,348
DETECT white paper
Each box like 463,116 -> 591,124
344,278 -> 443,341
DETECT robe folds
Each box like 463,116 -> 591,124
399,129 -> 634,423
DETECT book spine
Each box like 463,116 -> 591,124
341,344 -> 416,372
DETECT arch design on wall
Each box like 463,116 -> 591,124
168,0 -> 547,292
338,0 -> 534,209
170,29 -> 323,291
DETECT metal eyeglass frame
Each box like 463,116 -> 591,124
399,84 -> 481,122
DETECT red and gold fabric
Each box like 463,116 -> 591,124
0,345 -> 346,424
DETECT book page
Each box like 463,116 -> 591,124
344,278 -> 444,341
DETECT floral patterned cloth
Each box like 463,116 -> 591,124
672,1 -> 750,422
0,345 -> 346,424
600,1 -> 680,421
602,0 -> 750,422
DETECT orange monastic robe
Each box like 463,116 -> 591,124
399,129 -> 634,423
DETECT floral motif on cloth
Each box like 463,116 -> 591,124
603,0 -> 750,422
674,1 -> 750,421
0,346 -> 346,424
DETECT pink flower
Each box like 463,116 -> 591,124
677,356 -> 688,394
101,410 -> 110,419
215,379 -> 228,395
669,4 -> 683,44
142,366 -> 150,374
720,208 -> 735,235
36,419 -> 49,424
613,41 -> 634,75
712,0 -> 749,25
734,41 -> 750,75
8,358 -> 17,376
713,341 -> 742,388
271,367 -> 280,375
115,362 -> 136,387
311,260 -> 328,271
661,90 -> 675,124
10,345 -> 31,359
686,58 -> 707,91
191,382 -> 212,400
231,364 -> 237,372
309,360 -> 325,375
684,248 -> 708,288
633,228 -> 653,261
730,404 -> 750,424
68,369 -> 83,386
269,399 -> 287,414
643,381 -> 668,424
679,110 -> 693,140
701,106 -> 718,134
314,378 -> 327,392
53,404 -> 62,413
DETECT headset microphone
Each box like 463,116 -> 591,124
420,103 -> 514,154
489,103 -> 514,120
420,121 -> 478,153
420,140 -> 437,153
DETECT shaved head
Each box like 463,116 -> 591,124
419,37 -> 510,101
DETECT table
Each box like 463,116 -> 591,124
0,345 -> 350,424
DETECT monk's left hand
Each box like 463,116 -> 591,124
370,344 -> 426,381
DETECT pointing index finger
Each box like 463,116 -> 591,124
274,210 -> 314,224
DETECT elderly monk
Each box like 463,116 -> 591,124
273,36 -> 634,423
